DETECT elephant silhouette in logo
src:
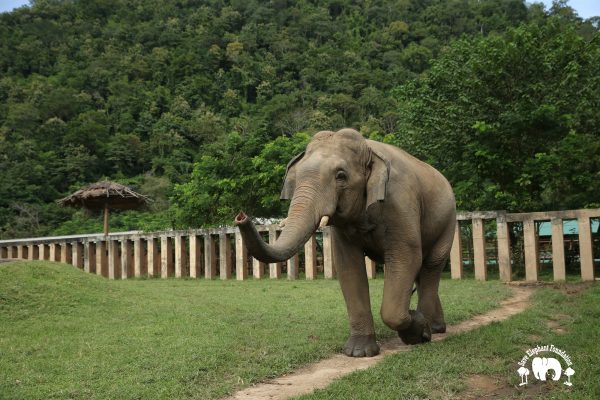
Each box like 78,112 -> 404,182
532,357 -> 562,381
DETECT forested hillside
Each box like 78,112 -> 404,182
1,0 -> 598,238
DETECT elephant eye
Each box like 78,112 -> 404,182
336,170 -> 347,181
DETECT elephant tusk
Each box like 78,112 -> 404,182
319,215 -> 329,228
279,218 -> 287,228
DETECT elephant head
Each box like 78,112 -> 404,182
531,357 -> 562,381
235,129 -> 390,263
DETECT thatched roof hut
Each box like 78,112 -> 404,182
58,181 -> 151,235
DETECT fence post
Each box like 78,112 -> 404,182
72,242 -> 84,269
253,257 -> 266,279
235,230 -> 248,280
189,234 -> 202,278
175,234 -> 188,278
578,215 -> 595,281
108,239 -> 121,280
287,254 -> 299,280
121,239 -> 134,279
204,234 -> 216,279
551,218 -> 566,281
28,244 -> 38,260
472,218 -> 487,281
17,245 -> 23,259
27,244 -> 36,260
146,237 -> 159,277
133,237 -> 146,277
365,256 -> 376,279
96,240 -> 108,277
523,219 -> 539,282
268,226 -> 281,279
323,227 -> 336,279
161,235 -> 174,278
304,235 -> 317,280
220,232 -> 232,280
84,241 -> 96,274
450,222 -> 463,279
61,243 -> 72,264
496,215 -> 511,282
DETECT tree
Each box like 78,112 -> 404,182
394,18 -> 600,211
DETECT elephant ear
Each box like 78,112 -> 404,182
366,148 -> 391,210
280,151 -> 305,200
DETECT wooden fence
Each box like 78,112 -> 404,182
1,208 -> 598,282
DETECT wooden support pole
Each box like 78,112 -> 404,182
96,240 -> 108,277
551,218 -> 566,281
365,256 -> 376,279
103,203 -> 109,237
147,237 -> 159,277
578,216 -> 595,281
84,241 -> 96,274
450,221 -> 463,279
133,237 -> 147,277
204,234 -> 216,279
189,235 -> 202,278
287,254 -> 299,280
472,218 -> 487,281
108,239 -> 121,280
219,232 -> 232,280
304,235 -> 317,280
523,219 -> 539,282
268,226 -> 281,279
235,230 -> 248,280
323,227 -> 336,279
120,239 -> 133,279
72,242 -> 84,269
160,236 -> 173,278
175,234 -> 188,278
496,217 -> 512,282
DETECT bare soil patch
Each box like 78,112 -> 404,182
223,287 -> 533,400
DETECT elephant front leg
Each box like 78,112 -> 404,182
381,246 -> 432,345
333,228 -> 380,357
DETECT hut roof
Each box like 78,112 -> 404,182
58,181 -> 151,210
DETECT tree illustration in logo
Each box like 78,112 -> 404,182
564,367 -> 575,386
517,367 -> 530,386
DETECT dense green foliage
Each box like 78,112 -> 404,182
394,18 -> 600,211
0,0 -> 597,238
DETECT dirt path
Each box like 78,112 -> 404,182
224,286 -> 533,400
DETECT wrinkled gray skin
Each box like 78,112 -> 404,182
235,129 -> 456,357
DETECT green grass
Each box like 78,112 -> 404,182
297,283 -> 600,400
0,261 -> 511,400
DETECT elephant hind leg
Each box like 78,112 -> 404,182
416,264 -> 446,334
417,220 -> 455,334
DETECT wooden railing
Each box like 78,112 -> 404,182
0,226 -> 339,280
1,208 -> 598,282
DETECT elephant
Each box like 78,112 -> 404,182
235,128 -> 456,357
532,357 -> 562,381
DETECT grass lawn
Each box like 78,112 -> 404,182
1,261 -> 511,400
297,283 -> 600,400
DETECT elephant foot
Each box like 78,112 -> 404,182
398,310 -> 432,345
343,334 -> 380,357
431,321 -> 446,334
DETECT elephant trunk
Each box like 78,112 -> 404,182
235,186 -> 328,263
